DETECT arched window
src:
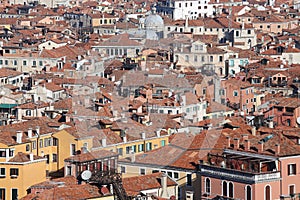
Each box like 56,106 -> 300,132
246,185 -> 252,200
265,185 -> 271,200
222,181 -> 227,196
229,182 -> 234,198
205,178 -> 211,194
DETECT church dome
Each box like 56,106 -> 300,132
144,7 -> 164,31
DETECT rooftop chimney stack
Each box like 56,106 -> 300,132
102,138 -> 107,147
141,132 -> 146,140
275,144 -> 280,155
226,136 -> 231,148
28,128 -> 33,138
29,152 -> 34,161
16,131 -> 23,144
251,126 -> 256,136
259,142 -> 264,153
130,151 -> 135,163
160,173 -> 169,198
36,126 -> 40,135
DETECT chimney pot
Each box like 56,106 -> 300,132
275,144 -> 280,155
259,142 -> 264,153
226,136 -> 231,148
16,131 -> 23,144
36,126 -> 40,135
28,128 -> 33,138
251,127 -> 256,136
102,138 -> 107,147
29,152 -> 34,161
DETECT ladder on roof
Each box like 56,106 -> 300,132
89,170 -> 130,200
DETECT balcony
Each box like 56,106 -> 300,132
200,164 -> 280,184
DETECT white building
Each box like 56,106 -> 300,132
156,0 -> 214,20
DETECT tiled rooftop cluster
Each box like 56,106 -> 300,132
0,0 -> 300,199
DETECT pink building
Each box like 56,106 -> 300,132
199,132 -> 300,200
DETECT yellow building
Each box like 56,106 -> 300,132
0,152 -> 46,199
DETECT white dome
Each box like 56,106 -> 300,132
144,7 -> 164,30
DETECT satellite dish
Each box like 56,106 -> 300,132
81,170 -> 92,181
297,117 -> 300,125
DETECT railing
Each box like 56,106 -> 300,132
200,164 -> 281,184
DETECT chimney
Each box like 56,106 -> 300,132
130,151 -> 135,163
245,140 -> 250,151
275,144 -> 280,155
258,142 -> 264,153
226,136 -> 231,148
156,130 -> 161,137
123,136 -> 127,143
36,126 -> 40,135
81,146 -> 88,153
29,152 -> 34,161
28,128 -> 33,138
141,132 -> 146,140
269,121 -> 274,128
16,131 -> 23,144
102,138 -> 107,147
251,126 -> 256,136
160,173 -> 169,198
233,138 -> 240,149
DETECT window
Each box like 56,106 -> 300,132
233,91 -> 238,96
267,25 -> 270,29
179,3 -> 181,7
26,144 -> 30,152
185,55 -> 189,62
219,56 -> 223,62
121,166 -> 126,173
44,138 -> 51,147
39,139 -> 43,148
246,185 -> 252,200
0,188 -> 5,200
138,144 -> 144,152
146,142 -> 152,151
277,25 -> 281,28
23,60 -> 27,66
52,154 -> 57,162
265,185 -> 271,200
118,148 -> 123,156
0,168 -> 5,177
126,146 -> 131,154
210,56 -> 213,62
10,168 -> 18,177
205,178 -> 211,194
0,60 -> 2,65
288,164 -> 296,175
32,61 -> 36,66
222,181 -> 228,196
39,61 -> 43,66
12,188 -> 18,200
236,31 -> 239,37
0,151 -> 5,158
194,55 -> 198,62
161,140 -> 166,147
174,172 -> 179,179
248,30 -> 251,34
4,60 -> 8,65
229,182 -> 234,198
53,138 -> 58,146
140,168 -> 145,175
26,110 -> 31,116
187,174 -> 192,186
289,185 -> 295,196
45,154 -> 50,164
